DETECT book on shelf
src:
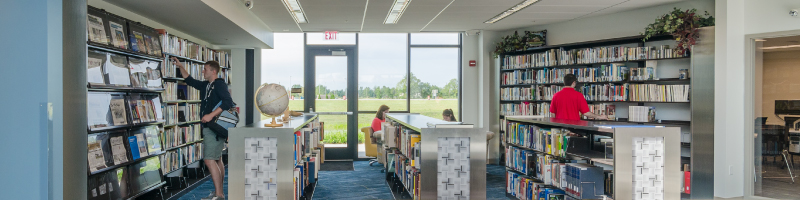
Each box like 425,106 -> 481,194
164,104 -> 178,125
135,133 -> 148,157
87,13 -> 109,45
132,125 -> 162,155
109,98 -> 128,126
585,104 -> 615,120
108,21 -> 128,50
128,57 -> 162,89
106,53 -> 131,87
109,133 -> 129,165
128,135 -> 141,160
130,31 -> 146,54
87,50 -> 107,86
628,106 -> 656,122
164,82 -> 177,101
629,84 -> 689,102
88,132 -> 110,173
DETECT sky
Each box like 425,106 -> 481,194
262,33 -> 459,91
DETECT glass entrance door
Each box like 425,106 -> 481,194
305,47 -> 357,160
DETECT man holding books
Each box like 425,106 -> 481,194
171,57 -> 232,200
550,74 -> 608,121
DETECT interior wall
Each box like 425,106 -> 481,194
497,0 -> 715,45
760,50 -> 800,125
461,33 -> 480,126
87,0 -> 212,47
716,0 -> 800,197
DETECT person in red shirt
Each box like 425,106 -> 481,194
372,105 -> 390,131
550,74 -> 607,120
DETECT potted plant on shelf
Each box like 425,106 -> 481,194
642,8 -> 715,55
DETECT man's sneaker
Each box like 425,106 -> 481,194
211,196 -> 226,200
207,191 -> 215,198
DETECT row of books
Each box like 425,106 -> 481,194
629,106 -> 657,122
206,48 -> 231,68
164,105 -> 179,125
505,155 -> 607,199
87,126 -> 162,174
584,104 -> 616,120
159,143 -> 203,174
394,153 -> 421,200
502,45 -> 687,69
500,102 -> 551,116
159,32 -> 231,66
293,121 -> 321,200
504,123 -> 570,157
87,156 -> 162,200
506,171 -> 567,200
163,82 -> 177,101
161,124 -> 201,149
87,6 -> 163,57
500,83 -> 689,103
87,50 -> 163,89
580,84 -> 629,102
160,33 -> 204,60
502,63 -> 671,86
559,46 -> 628,65
628,84 -> 690,102
87,92 -> 164,129
183,104 -> 201,122
128,94 -> 162,124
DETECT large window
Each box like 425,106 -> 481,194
410,47 -> 460,120
262,33 -> 304,115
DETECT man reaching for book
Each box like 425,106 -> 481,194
171,57 -> 232,200
550,74 -> 608,121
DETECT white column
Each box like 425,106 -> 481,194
230,49 -> 247,126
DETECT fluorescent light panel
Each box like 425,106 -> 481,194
484,0 -> 540,24
281,0 -> 308,23
384,0 -> 411,24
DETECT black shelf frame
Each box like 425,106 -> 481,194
88,86 -> 165,93
89,151 -> 163,176
88,121 -> 165,133
162,77 -> 185,81
126,181 -> 167,200
88,42 -> 163,62
500,99 -> 690,104
163,139 -> 204,152
164,53 -> 231,70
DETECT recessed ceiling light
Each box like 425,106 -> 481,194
280,0 -> 308,23
755,39 -> 767,42
384,0 -> 411,24
283,29 -> 290,31
484,0 -> 540,24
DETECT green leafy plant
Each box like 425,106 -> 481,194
493,30 -> 547,58
642,8 -> 715,55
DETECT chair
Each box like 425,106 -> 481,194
361,127 -> 379,165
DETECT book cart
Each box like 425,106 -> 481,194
85,5 -> 232,200
382,113 -> 485,200
229,114 -> 322,200
498,27 -> 715,199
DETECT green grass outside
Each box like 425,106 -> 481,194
262,99 -> 459,144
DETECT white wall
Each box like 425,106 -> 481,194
498,0 -> 715,45
716,0 -> 800,198
462,33 -> 480,126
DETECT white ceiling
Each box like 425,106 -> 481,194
252,0 -> 690,32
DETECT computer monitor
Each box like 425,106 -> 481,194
775,100 -> 800,115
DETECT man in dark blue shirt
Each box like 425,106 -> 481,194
171,57 -> 232,200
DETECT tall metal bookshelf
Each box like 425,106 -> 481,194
84,5 -> 233,200
497,27 -> 715,199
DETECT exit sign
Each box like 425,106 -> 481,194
324,31 -> 338,40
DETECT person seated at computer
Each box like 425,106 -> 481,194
442,108 -> 457,122
550,74 -> 607,120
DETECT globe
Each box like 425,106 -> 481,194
255,83 -> 290,127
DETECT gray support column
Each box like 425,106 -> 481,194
63,0 -> 88,199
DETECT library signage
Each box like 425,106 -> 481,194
324,31 -> 338,40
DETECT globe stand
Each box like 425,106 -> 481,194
264,117 -> 283,127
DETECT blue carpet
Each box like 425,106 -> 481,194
313,161 -> 394,200
176,162 -> 512,200
176,168 -> 228,200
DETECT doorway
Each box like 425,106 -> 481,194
305,46 -> 358,160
